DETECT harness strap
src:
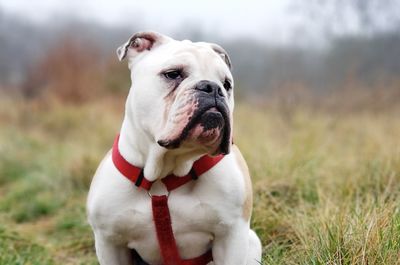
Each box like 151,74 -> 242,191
112,135 -> 153,190
152,195 -> 213,265
161,154 -> 223,192
152,195 -> 181,264
112,134 -> 224,192
112,134 -> 223,265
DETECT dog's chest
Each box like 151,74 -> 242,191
105,185 -> 233,263
88,154 -> 244,263
110,185 -> 229,238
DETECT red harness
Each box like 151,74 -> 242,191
112,135 -> 224,265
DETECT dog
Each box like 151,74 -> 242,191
87,31 -> 262,265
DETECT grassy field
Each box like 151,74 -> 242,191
0,97 -> 399,264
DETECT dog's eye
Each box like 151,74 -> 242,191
163,70 -> 183,80
223,79 -> 232,91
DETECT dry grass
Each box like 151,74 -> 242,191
235,104 -> 400,264
0,96 -> 399,264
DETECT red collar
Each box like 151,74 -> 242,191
112,134 -> 224,192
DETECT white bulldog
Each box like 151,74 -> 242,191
87,31 -> 262,265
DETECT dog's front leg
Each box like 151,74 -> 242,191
94,233 -> 133,265
212,220 -> 251,265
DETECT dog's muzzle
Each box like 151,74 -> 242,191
158,80 -> 231,155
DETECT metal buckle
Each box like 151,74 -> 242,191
147,182 -> 170,198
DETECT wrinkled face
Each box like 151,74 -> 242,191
122,33 -> 234,155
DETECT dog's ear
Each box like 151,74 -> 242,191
116,31 -> 168,61
209,43 -> 232,69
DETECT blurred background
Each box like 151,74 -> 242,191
0,1 -> 400,264
1,0 -> 399,108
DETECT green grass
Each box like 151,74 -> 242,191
0,225 -> 54,265
0,98 -> 399,264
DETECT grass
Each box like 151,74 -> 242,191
0,97 -> 399,264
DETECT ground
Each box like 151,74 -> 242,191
0,97 -> 399,264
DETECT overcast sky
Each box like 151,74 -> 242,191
2,0 -> 397,46
0,0 -> 306,44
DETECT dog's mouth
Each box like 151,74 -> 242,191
187,107 -> 224,144
157,100 -> 231,155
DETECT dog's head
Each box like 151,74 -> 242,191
118,31 -> 234,155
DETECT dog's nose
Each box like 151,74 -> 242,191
195,80 -> 224,98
